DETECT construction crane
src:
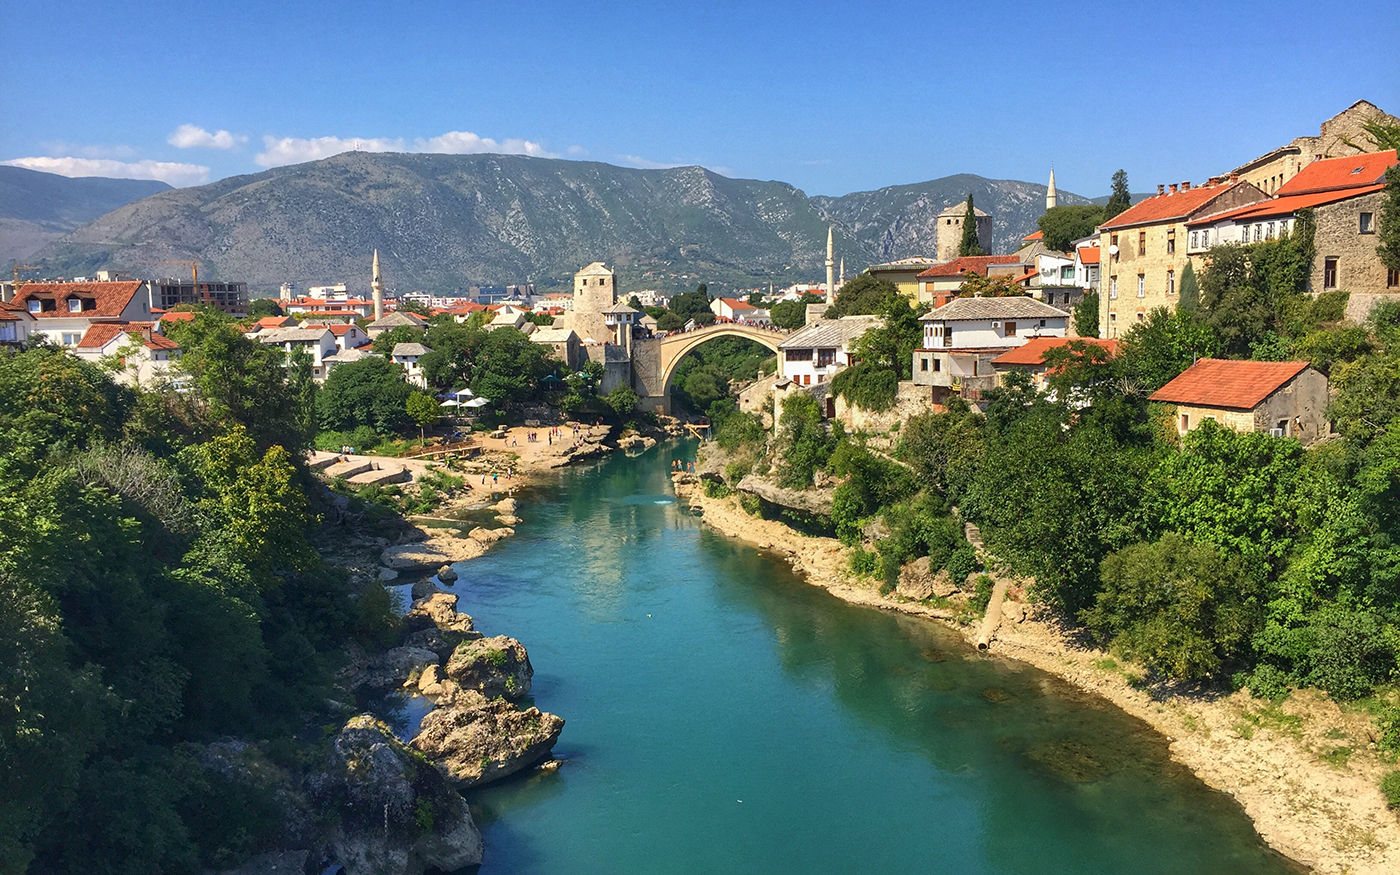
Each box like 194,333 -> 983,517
11,263 -> 39,286
160,259 -> 207,305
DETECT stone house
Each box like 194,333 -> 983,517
1187,150 -> 1397,300
863,258 -> 942,302
1148,359 -> 1330,445
391,342 -> 433,388
256,327 -> 338,380
528,327 -> 582,371
913,296 -> 1069,406
934,203 -> 992,262
914,255 -> 1024,306
777,315 -> 882,387
366,310 -> 428,338
1098,179 -> 1267,338
990,336 -> 1117,392
1228,100 -> 1399,195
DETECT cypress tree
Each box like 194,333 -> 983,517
1103,169 -> 1132,221
1378,165 -> 1400,272
958,195 -> 985,256
1177,261 -> 1200,313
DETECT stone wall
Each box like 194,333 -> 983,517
1311,190 -> 1393,296
832,380 -> 933,433
1173,368 -> 1330,446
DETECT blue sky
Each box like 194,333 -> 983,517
4,0 -> 1397,198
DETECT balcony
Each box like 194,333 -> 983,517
950,374 -> 997,399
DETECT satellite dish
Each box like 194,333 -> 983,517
1108,244 -> 1119,255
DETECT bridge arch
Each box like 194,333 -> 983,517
651,324 -> 785,412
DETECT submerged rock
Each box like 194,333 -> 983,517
437,564 -> 458,583
444,635 -> 533,700
311,715 -> 482,875
412,700 -> 565,789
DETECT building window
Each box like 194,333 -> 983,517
932,358 -> 940,372
1253,224 -> 1262,242
1388,267 -> 1399,288
1167,230 -> 1176,254
1138,231 -> 1147,256
1137,274 -> 1145,297
68,298 -> 82,313
1266,222 -> 1275,240
1324,257 -> 1338,289
1190,231 -> 1198,248
1004,321 -> 1017,335
61,332 -> 81,346
1360,212 -> 1375,234
920,357 -> 928,372
816,349 -> 836,367
1110,276 -> 1118,298
1181,413 -> 1189,431
27,299 -> 40,313
1167,269 -> 1175,295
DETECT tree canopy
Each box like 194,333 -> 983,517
1103,169 -> 1132,221
1037,204 -> 1106,252
958,195 -> 986,257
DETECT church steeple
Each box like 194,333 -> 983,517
371,249 -> 384,321
1046,168 -> 1058,211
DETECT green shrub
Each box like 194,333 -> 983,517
1239,663 -> 1292,702
849,547 -> 879,578
1382,771 -> 1400,809
830,361 -> 898,412
1378,705 -> 1400,761
945,543 -> 978,585
970,575 -> 994,613
738,493 -> 762,517
702,479 -> 732,499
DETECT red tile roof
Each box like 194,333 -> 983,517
325,324 -> 361,336
1022,230 -> 1044,241
0,301 -> 24,321
1077,247 -> 1100,265
12,281 -> 145,319
255,315 -> 297,329
1100,182 -> 1251,230
75,322 -> 176,351
1188,184 -> 1386,226
160,310 -> 197,323
1148,358 -> 1311,410
992,336 -> 1117,367
1275,150 -> 1397,195
917,255 -> 1022,279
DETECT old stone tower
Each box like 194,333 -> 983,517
570,261 -> 616,344
935,201 -> 993,261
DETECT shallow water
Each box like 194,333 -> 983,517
442,441 -> 1296,874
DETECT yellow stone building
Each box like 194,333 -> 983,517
1098,179 -> 1265,338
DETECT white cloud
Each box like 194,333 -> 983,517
168,124 -> 245,149
617,154 -> 688,170
255,130 -> 560,168
39,141 -> 139,159
567,144 -> 589,156
0,156 -> 210,186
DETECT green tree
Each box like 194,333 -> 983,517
958,194 -> 986,257
1103,169 -> 1132,221
666,290 -> 716,326
1085,533 -> 1260,681
604,385 -> 639,417
1177,261 -> 1200,313
1378,165 -> 1400,272
1037,204 -> 1106,252
246,298 -> 283,318
406,391 -> 439,444
371,324 -> 426,356
775,393 -> 837,489
1073,289 -> 1100,337
317,356 -> 413,434
826,274 -> 899,317
1116,306 -> 1217,394
397,298 -> 430,316
469,327 -> 557,402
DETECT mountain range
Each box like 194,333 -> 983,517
18,153 -> 1091,293
0,166 -> 170,262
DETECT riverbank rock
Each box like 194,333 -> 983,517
492,498 -> 518,515
312,715 -> 482,875
437,564 -> 458,583
896,556 -> 936,601
412,701 -> 565,789
495,513 -> 520,526
444,635 -> 533,700
381,534 -> 486,571
410,579 -> 442,600
735,474 -> 835,517
354,646 -> 440,692
405,593 -> 476,635
467,525 -> 513,544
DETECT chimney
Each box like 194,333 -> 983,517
1229,171 -> 1239,183
1157,184 -> 1165,195
1169,183 -> 1179,194
1182,181 -> 1191,191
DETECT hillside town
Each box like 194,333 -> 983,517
4,96 -> 1400,875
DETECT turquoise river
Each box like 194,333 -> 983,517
396,440 -> 1298,873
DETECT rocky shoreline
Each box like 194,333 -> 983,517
671,473 -> 1400,875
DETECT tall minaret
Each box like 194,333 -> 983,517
825,225 -> 835,298
371,249 -> 384,321
1046,168 -> 1058,211
839,258 -> 845,286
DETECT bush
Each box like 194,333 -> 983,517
970,574 -> 994,613
702,479 -> 732,499
1379,705 -> 1400,761
1382,771 -> 1400,809
1239,663 -> 1292,701
946,543 -> 978,585
830,361 -> 897,412
849,547 -> 879,578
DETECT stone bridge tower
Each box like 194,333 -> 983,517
570,261 -> 616,344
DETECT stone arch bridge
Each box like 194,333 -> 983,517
632,323 -> 786,413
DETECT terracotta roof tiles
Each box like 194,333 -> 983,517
917,255 -> 1022,279
1100,182 -> 1255,231
991,336 -> 1117,367
1148,358 -> 1311,410
12,281 -> 145,319
1275,150 -> 1397,195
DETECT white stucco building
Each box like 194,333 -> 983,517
912,296 -> 1070,405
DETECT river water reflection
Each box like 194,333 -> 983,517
444,441 -> 1297,873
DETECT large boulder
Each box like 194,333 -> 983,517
896,556 -> 934,600
381,534 -> 487,571
353,646 -> 440,692
311,715 -> 482,875
444,636 -> 533,700
412,700 -> 564,789
467,525 -> 513,544
404,592 -> 477,636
